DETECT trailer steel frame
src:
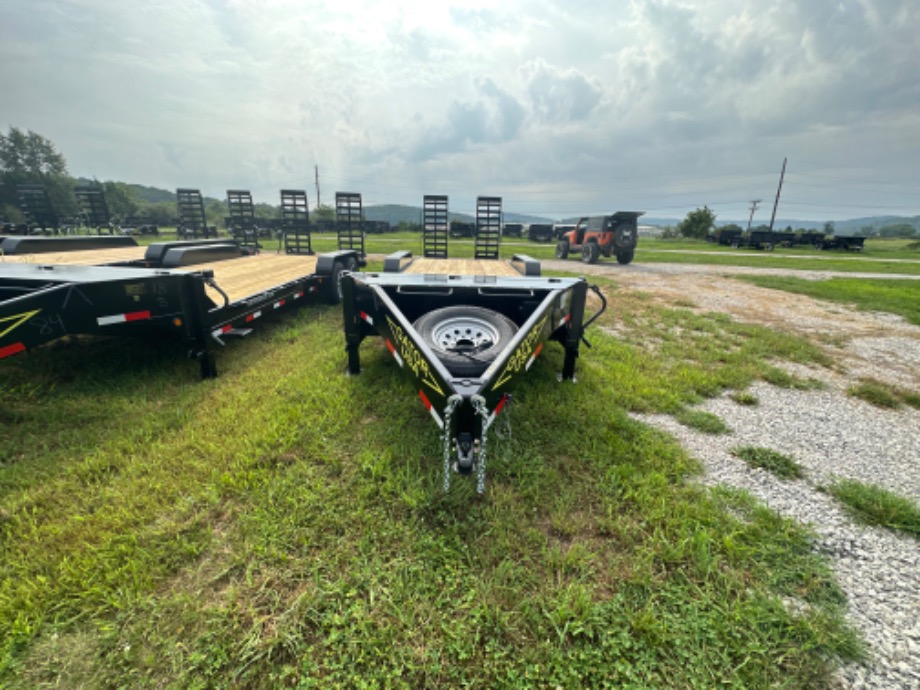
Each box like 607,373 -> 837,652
1,242 -> 361,378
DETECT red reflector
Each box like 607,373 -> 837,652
494,394 -> 509,416
533,343 -> 544,359
124,310 -> 151,322
0,342 -> 26,359
385,339 -> 396,354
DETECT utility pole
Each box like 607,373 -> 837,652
768,157 -> 787,233
315,165 -> 321,209
746,199 -> 761,231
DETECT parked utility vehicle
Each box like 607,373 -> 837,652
555,212 -> 643,264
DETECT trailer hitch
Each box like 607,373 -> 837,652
579,284 -> 607,348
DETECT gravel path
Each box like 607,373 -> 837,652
567,260 -> 920,689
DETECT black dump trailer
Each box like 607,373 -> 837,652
528,223 -> 555,243
449,221 -> 476,238
731,229 -> 796,250
708,227 -> 742,246
1,236 -> 361,378
341,195 -> 604,493
815,234 -> 867,251
502,223 -> 523,238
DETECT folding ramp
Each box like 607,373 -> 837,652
176,188 -> 213,239
422,195 -> 449,258
335,192 -> 365,257
280,189 -> 312,255
16,185 -> 60,235
226,189 -> 259,250
74,185 -> 113,234
474,196 -> 502,259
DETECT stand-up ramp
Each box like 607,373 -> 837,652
336,192 -> 365,257
176,188 -> 213,239
226,189 -> 259,249
281,189 -> 312,255
75,185 -> 112,234
423,195 -> 449,258
474,196 -> 502,259
17,185 -> 60,235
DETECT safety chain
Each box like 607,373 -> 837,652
471,395 -> 491,495
441,395 -> 462,492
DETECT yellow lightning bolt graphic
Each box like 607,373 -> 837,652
0,310 -> 41,340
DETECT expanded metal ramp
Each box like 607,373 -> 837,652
335,192 -> 365,257
281,189 -> 312,255
17,185 -> 60,235
474,196 -> 502,259
74,186 -> 112,232
176,188 -> 213,239
422,195 -> 449,258
226,189 -> 259,249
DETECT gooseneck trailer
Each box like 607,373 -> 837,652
341,196 -> 604,493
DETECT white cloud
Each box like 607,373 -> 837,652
1,0 -> 919,219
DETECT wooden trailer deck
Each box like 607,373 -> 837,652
403,258 -> 519,277
0,246 -> 147,266
204,253 -> 319,303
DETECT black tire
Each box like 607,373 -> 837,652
615,248 -> 635,265
324,260 -> 345,305
413,305 -> 519,377
343,255 -> 359,273
555,239 -> 570,259
582,242 -> 600,264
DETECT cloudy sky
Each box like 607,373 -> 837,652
2,0 -> 918,221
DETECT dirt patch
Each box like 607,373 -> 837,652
543,260 -> 920,391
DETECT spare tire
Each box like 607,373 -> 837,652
413,305 -> 519,377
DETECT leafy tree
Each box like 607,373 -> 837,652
314,204 -> 335,221
860,225 -> 877,237
102,181 -> 139,218
677,206 -> 716,239
877,223 -> 917,238
823,221 -> 835,235
0,127 -> 75,218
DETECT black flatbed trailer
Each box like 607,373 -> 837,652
1,242 -> 361,377
341,195 -> 603,493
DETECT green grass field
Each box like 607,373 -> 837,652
0,266 -> 867,687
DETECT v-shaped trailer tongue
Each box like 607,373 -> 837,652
341,267 -> 604,493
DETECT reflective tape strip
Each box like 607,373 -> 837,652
360,311 -> 374,325
419,390 -> 443,429
294,291 -> 304,299
525,343 -> 544,370
273,299 -> 286,309
487,394 -> 509,427
0,342 -> 26,359
97,310 -> 151,326
559,313 -> 571,327
385,339 -> 404,367
245,311 -> 262,322
212,324 -> 233,338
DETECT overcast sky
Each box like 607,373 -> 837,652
2,0 -> 918,221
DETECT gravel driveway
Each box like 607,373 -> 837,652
541,259 -> 920,689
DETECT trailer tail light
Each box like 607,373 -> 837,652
418,389 -> 443,428
173,318 -> 183,327
0,342 -> 26,359
97,310 -> 151,326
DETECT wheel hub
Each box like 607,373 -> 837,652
431,316 -> 501,354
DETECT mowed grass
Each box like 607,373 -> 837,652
739,275 -> 920,326
0,281 -> 863,687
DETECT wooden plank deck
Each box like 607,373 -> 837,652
205,254 -> 319,303
403,258 -> 519,277
0,246 -> 147,266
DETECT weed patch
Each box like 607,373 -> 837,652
675,409 -> 730,434
826,480 -> 920,538
732,446 -> 804,480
